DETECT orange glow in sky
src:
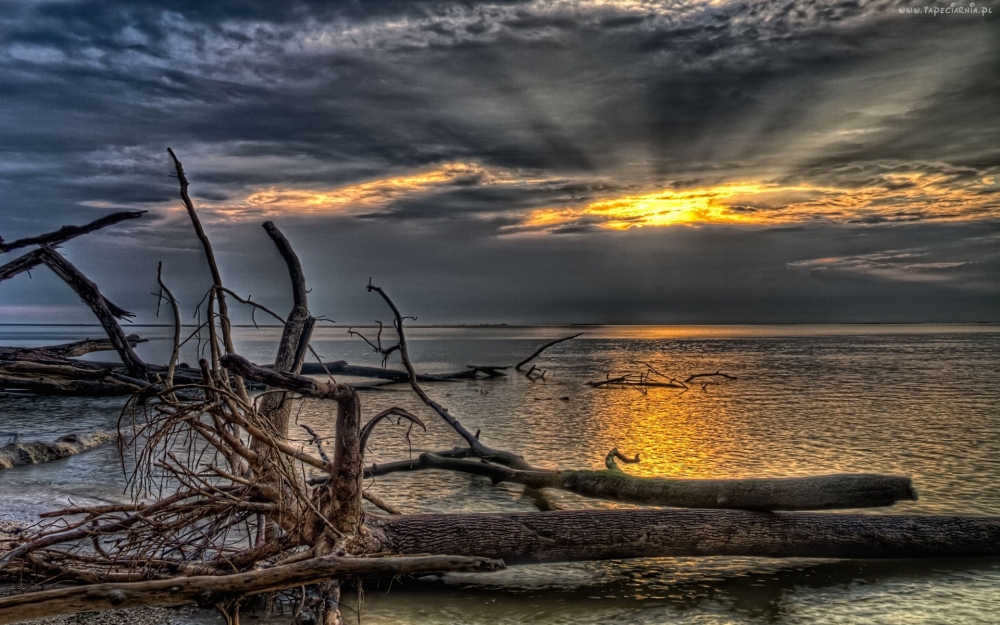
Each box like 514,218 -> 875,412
518,172 -> 1000,232
202,163 -> 999,229
241,163 -> 486,214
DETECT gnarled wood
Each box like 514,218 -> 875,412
415,453 -> 917,510
0,335 -> 146,361
221,354 -> 354,403
0,211 -> 145,285
0,249 -> 43,283
367,283 -> 535,470
369,509 -> 1000,564
299,361 -> 475,382
0,555 -> 504,624
37,245 -> 146,378
0,211 -> 145,255
258,221 -> 313,437
166,149 -> 247,396
330,391 -> 362,534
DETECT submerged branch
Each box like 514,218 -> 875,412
0,555 -> 504,624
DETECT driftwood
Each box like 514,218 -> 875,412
36,245 -> 146,378
0,432 -> 114,469
400,453 -> 916,510
0,335 -> 147,361
0,555 -> 502,625
3,155 -> 996,625
226,355 -> 916,511
370,509 -> 1000,564
0,210 -> 144,283
167,149 -> 248,402
587,363 -> 736,393
0,211 -> 144,255
515,333 -> 582,370
298,361 -> 465,382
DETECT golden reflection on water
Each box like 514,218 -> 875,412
589,385 -> 743,481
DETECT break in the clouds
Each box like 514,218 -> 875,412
0,0 -> 998,324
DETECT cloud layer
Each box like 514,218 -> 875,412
1,0 -> 998,323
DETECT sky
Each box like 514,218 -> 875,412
0,0 -> 998,326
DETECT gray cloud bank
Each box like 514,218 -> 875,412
1,0 -> 998,324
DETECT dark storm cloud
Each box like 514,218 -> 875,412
1,0 -> 998,324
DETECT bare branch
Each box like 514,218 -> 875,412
220,354 -> 354,403
604,447 -> 640,471
258,221 -> 313,438
0,249 -> 44,284
37,245 -> 146,378
366,281 -> 535,470
156,262 -> 181,391
684,370 -> 737,383
0,555 -> 504,623
515,333 -> 582,371
167,148 -> 247,399
362,491 -> 401,515
359,407 -> 426,451
0,210 -> 145,255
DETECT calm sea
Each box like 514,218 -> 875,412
2,324 -> 999,624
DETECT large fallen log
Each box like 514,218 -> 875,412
410,453 -> 917,510
368,509 -> 1000,564
223,354 -> 914,511
299,361 -> 478,381
0,432 -> 114,469
0,554 -> 503,624
0,335 -> 147,361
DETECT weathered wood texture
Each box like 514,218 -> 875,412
415,453 -> 917,510
0,211 -> 145,285
299,361 -> 472,382
0,335 -> 146,361
330,391 -> 363,534
258,221 -> 313,437
167,149 -> 241,366
221,354 -> 354,402
0,555 -> 504,624
370,509 -> 1000,564
0,249 -> 44,283
37,246 -> 146,378
0,211 -> 144,255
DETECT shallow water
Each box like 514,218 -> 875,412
1,324 -> 999,624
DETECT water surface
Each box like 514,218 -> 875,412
1,324 -> 999,624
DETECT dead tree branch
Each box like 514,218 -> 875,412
167,148 -> 247,401
685,370 -> 738,383
0,211 -> 145,255
0,555 -> 503,624
258,221 -> 314,438
37,245 -> 147,378
155,262 -> 181,391
0,335 -> 146,361
515,333 -> 582,371
366,282 -> 535,470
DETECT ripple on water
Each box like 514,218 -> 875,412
1,325 -> 999,624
